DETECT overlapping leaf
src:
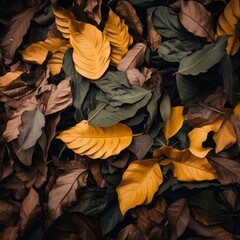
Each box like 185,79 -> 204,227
57,120 -> 133,159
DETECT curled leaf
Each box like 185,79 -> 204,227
70,19 -> 110,80
103,9 -> 133,65
57,120 -> 132,159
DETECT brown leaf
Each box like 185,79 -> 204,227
160,91 -> 171,122
48,167 -> 88,220
147,14 -> 161,52
0,6 -> 37,64
0,199 -> 21,225
180,0 -> 215,42
19,188 -> 41,232
126,68 -> 146,86
0,226 -> 19,240
90,161 -> 109,188
230,114 -> 240,151
167,198 -> 190,240
221,187 -> 238,209
107,150 -> 130,168
44,77 -> 72,115
208,155 -> 240,184
188,216 -> 235,239
0,143 -> 13,181
83,0 -> 102,25
18,107 -> 45,151
47,23 -> 64,39
115,0 -> 143,36
117,43 -> 147,72
169,0 -> 181,11
128,134 -> 153,160
116,224 -> 148,240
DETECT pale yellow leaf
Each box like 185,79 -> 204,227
117,159 -> 163,215
57,120 -> 132,159
70,19 -> 110,80
164,106 -> 184,142
103,8 -> 133,65
0,71 -> 23,87
154,146 -> 218,181
19,38 -> 68,64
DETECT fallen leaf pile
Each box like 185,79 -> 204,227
0,0 -> 240,239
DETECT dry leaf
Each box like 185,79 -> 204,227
19,188 -> 41,232
126,68 -> 146,86
48,168 -> 88,220
117,159 -> 163,215
164,106 -> 184,142
154,146 -> 218,181
18,107 -> 45,152
0,226 -> 19,240
57,120 -> 132,159
44,77 -> 72,115
116,224 -> 148,240
19,38 -> 68,65
215,0 -> 240,55
103,8 -> 133,65
70,19 -> 110,79
90,161 -> 109,188
115,0 -> 143,36
160,91 -> 171,122
117,43 -> 147,72
180,0 -> 214,42
83,0 -> 102,25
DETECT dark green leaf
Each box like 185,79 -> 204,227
178,36 -> 228,75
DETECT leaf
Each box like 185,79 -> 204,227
90,161 -> 109,188
70,19 -> 110,80
126,68 -> 146,87
0,6 -> 37,63
115,0 -> 143,36
57,120 -> 132,159
83,0 -> 102,25
103,8 -> 133,65
128,134 -> 153,160
53,3 -> 71,39
157,39 -> 192,62
44,77 -> 72,115
154,146 -> 218,181
117,43 -> 147,72
178,35 -> 228,75
19,188 -> 41,232
167,198 -> 190,240
116,159 -> 163,215
48,168 -> 88,220
0,71 -> 23,87
179,0 -> 214,42
0,199 -> 20,225
208,155 -> 240,184
19,38 -> 68,65
164,106 -> 184,141
63,48 -> 90,122
160,91 -> 171,122
216,0 -> 240,55
220,53 -> 238,104
116,224 -> 148,240
18,107 -> 45,152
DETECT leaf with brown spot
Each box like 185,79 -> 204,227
48,167 -> 88,220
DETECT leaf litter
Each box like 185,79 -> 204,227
0,0 -> 240,239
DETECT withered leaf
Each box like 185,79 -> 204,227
126,68 -> 146,87
90,161 -> 109,188
84,0 -> 102,25
116,224 -> 148,240
48,168 -> 88,220
0,226 -> 19,240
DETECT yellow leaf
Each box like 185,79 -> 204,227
213,118 -> 237,153
216,0 -> 240,55
164,106 -> 184,142
56,120 -> 132,159
69,19 -> 111,80
0,71 -> 22,87
117,159 -> 163,215
53,3 -> 71,39
19,38 -> 68,64
103,9 -> 133,65
48,44 -> 71,75
154,146 -> 218,181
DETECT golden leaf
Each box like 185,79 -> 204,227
0,71 -> 22,87
53,3 -> 71,39
117,159 -> 163,215
69,19 -> 111,80
19,38 -> 68,64
48,44 -> 71,75
215,0 -> 240,55
164,106 -> 184,142
154,146 -> 218,181
56,120 -> 132,159
103,9 -> 133,65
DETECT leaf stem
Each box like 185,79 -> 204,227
198,102 -> 225,114
86,103 -> 108,124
